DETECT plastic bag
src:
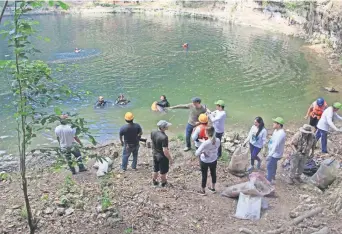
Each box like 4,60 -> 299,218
221,172 -> 274,198
235,192 -> 262,220
93,156 -> 113,177
310,158 -> 339,189
303,158 -> 319,176
228,146 -> 249,173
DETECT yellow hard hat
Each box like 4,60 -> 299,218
198,114 -> 208,124
124,112 -> 134,121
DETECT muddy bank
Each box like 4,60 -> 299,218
1,130 -> 342,233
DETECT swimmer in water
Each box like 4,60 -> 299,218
115,94 -> 131,105
94,96 -> 109,108
74,48 -> 81,53
156,95 -> 170,108
182,43 -> 189,49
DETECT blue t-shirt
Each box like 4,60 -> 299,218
119,123 -> 142,145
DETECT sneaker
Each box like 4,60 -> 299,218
247,166 -> 254,172
79,167 -> 88,172
70,168 -> 76,175
153,180 -> 159,186
183,147 -> 191,152
287,177 -> 295,185
208,187 -> 216,193
197,190 -> 206,196
256,160 -> 262,169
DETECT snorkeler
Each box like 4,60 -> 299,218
94,96 -> 109,108
115,94 -> 131,105
74,48 -> 81,53
182,43 -> 189,49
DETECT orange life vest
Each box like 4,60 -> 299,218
310,101 -> 327,119
194,124 -> 208,140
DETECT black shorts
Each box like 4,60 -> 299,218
153,156 -> 169,175
309,117 -> 319,128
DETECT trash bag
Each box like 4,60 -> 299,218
221,174 -> 274,198
235,192 -> 262,220
93,156 -> 113,177
249,172 -> 275,196
228,146 -> 249,174
310,158 -> 340,189
303,158 -> 319,176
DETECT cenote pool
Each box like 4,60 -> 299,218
0,14 -> 341,154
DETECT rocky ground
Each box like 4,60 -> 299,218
1,130 -> 342,234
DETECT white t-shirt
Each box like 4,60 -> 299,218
268,129 -> 286,159
55,124 -> 76,148
208,110 -> 226,134
317,106 -> 342,132
247,125 -> 267,149
195,138 -> 220,163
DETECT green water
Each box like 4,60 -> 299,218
0,14 -> 341,154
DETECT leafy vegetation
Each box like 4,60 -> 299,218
0,1 -> 99,233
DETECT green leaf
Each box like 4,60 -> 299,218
54,107 -> 62,115
48,1 -> 55,7
57,1 -> 69,10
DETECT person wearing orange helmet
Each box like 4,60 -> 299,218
119,112 -> 143,171
191,114 -> 209,149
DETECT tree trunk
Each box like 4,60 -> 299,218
0,0 -> 9,24
14,1 -> 35,233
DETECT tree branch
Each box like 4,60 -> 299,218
0,0 -> 9,25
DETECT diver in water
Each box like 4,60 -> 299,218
74,48 -> 81,53
156,95 -> 170,108
115,94 -> 131,105
94,96 -> 109,108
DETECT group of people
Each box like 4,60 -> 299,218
54,95 -> 342,194
94,94 -> 130,108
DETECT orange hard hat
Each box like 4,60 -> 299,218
124,112 -> 134,121
198,114 -> 208,124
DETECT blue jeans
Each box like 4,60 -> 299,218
185,123 -> 195,148
121,144 -> 140,170
316,128 -> 328,153
249,143 -> 261,166
216,132 -> 224,157
266,157 -> 280,182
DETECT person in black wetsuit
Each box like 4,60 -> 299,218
156,95 -> 170,109
115,94 -> 130,105
94,96 -> 108,108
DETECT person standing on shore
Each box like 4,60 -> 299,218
191,114 -> 209,150
287,124 -> 316,185
266,117 -> 286,183
169,97 -> 207,151
151,120 -> 173,187
55,114 -> 87,175
195,126 -> 220,196
206,100 -> 227,158
304,98 -> 327,131
119,112 -> 143,171
243,117 -> 267,171
316,102 -> 342,153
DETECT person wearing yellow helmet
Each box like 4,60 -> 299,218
119,112 -> 143,171
191,114 -> 209,149
316,102 -> 342,153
